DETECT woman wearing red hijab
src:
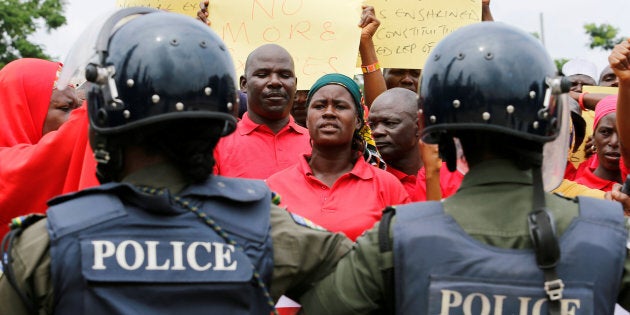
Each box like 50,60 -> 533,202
0,58 -> 98,238
574,95 -> 622,192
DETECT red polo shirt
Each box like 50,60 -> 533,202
386,167 -> 422,201
214,113 -> 311,179
574,155 -> 618,192
266,155 -> 410,241
416,162 -> 464,200
387,163 -> 463,202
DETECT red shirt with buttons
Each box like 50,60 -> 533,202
214,113 -> 311,179
266,155 -> 410,241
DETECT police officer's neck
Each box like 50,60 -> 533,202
120,146 -> 168,179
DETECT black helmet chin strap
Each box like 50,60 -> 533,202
92,135 -> 124,184
529,158 -> 563,315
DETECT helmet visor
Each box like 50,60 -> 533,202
542,93 -> 570,191
57,7 -> 158,91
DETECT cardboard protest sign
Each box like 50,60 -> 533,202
117,0 -> 363,89
363,0 -> 481,69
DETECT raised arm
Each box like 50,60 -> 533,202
609,39 -> 630,169
358,5 -> 387,108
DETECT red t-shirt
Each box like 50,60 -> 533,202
266,155 -> 410,241
415,162 -> 464,200
564,161 -> 578,181
386,167 -> 421,201
574,156 -> 618,192
214,113 -> 311,179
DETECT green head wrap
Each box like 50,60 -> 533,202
306,73 -> 364,126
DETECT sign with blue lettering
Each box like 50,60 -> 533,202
428,276 -> 593,314
81,235 -> 253,283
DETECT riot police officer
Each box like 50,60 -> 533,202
0,8 -> 351,315
299,22 -> 630,314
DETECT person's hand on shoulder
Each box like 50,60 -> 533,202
197,0 -> 211,26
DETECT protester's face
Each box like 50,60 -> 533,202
291,90 -> 309,127
306,85 -> 360,147
42,87 -> 81,135
567,74 -> 596,93
594,113 -> 620,171
244,48 -> 296,121
384,68 -> 420,93
368,101 -> 418,162
599,67 -> 619,87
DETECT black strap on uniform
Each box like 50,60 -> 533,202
528,165 -> 563,315
1,214 -> 45,315
378,206 -> 396,315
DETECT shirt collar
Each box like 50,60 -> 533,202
300,154 -> 373,180
386,166 -> 416,181
458,159 -> 532,190
240,112 -> 307,135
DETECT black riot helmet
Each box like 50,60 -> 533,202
419,22 -> 570,190
420,22 -> 567,145
58,8 -> 239,182
87,9 -> 237,136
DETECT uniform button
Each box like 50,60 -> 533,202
321,186 -> 326,190
217,181 -> 226,188
247,189 -> 255,195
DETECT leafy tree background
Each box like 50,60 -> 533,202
584,23 -> 625,51
0,0 -> 67,68
554,23 -> 626,74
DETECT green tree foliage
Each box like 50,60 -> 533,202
555,58 -> 569,75
584,23 -> 625,51
0,0 -> 67,68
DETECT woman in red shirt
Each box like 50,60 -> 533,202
266,73 -> 410,241
574,95 -> 622,192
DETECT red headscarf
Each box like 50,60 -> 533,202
593,95 -> 617,131
0,58 -> 98,238
0,58 -> 61,146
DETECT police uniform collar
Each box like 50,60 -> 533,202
459,159 -> 532,189
180,175 -> 268,202
123,162 -> 187,194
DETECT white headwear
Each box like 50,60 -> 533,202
561,58 -> 598,83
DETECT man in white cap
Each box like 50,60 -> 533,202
562,58 -> 598,93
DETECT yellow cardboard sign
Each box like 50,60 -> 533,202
363,0 -> 481,69
116,0 -> 363,90
582,85 -> 618,95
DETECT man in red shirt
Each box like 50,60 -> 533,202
214,44 -> 311,179
368,88 -> 463,201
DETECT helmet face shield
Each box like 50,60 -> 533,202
542,94 -> 570,191
60,8 -> 238,137
57,8 -> 156,92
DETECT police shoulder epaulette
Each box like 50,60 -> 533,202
288,212 -> 328,232
8,214 -> 46,231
